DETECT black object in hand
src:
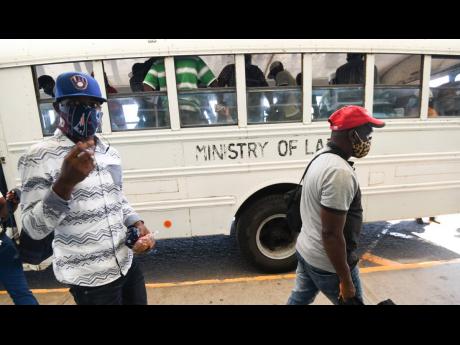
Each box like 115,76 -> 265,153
125,226 -> 140,248
338,296 -> 365,305
377,299 -> 396,305
338,296 -> 396,305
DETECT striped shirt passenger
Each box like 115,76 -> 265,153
143,56 -> 216,124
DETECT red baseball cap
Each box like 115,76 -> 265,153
328,105 -> 385,131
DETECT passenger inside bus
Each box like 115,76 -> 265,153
217,54 -> 268,88
317,54 -> 379,119
143,56 -> 217,126
129,57 -> 164,129
427,91 -> 438,117
266,61 -> 301,122
296,72 -> 321,118
38,75 -> 56,98
333,53 -> 380,85
104,73 -> 118,94
130,57 -> 158,92
216,54 -> 269,123
38,75 -> 60,133
296,72 -> 302,86
434,79 -> 460,115
109,101 -> 127,130
93,71 -> 128,130
129,63 -> 146,92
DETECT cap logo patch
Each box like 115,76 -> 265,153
70,75 -> 88,90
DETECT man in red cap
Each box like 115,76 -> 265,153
287,105 -> 385,305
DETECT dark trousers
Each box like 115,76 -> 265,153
0,233 -> 39,305
69,259 -> 147,305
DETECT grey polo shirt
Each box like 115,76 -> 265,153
295,150 -> 359,273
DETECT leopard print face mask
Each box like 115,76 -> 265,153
351,131 -> 371,158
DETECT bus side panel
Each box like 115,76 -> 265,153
358,126 -> 460,222
363,188 -> 460,222
136,209 -> 192,240
0,67 -> 43,200
115,140 -> 192,239
0,67 -> 43,144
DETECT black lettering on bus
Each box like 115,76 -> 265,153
212,144 -> 224,160
316,139 -> 324,151
258,142 -> 269,157
289,140 -> 298,156
305,139 -> 314,155
278,140 -> 288,156
248,142 -> 257,158
236,143 -> 247,159
228,143 -> 238,159
196,145 -> 207,161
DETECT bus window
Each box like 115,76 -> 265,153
168,55 -> 237,128
430,56 -> 460,117
103,58 -> 170,131
34,61 -> 94,136
245,54 -> 302,124
373,54 -> 422,118
312,53 -> 365,120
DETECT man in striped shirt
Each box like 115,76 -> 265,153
143,56 -> 217,126
19,72 -> 155,305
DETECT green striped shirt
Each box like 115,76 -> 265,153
143,57 -> 216,113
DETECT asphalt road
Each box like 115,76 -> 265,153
6,214 -> 460,291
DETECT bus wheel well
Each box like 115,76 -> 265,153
231,183 -> 296,236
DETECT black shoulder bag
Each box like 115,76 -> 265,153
5,188 -> 54,265
284,145 -> 349,234
17,228 -> 54,265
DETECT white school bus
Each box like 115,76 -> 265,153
0,39 -> 459,272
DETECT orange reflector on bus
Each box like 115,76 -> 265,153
164,220 -> 172,228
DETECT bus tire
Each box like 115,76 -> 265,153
237,194 -> 298,273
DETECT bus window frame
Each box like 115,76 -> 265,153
106,90 -> 171,132
302,53 -> 312,125
32,66 -> 59,137
311,84 -> 365,122
426,54 -> 460,118
30,52 -> 460,139
310,52 -> 367,122
102,58 -> 173,132
372,84 -> 422,119
166,54 -> 240,129
370,53 -> 424,120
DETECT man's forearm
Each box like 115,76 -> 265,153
322,232 -> 352,283
52,177 -> 74,200
0,198 -> 8,219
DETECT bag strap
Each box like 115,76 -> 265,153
297,151 -> 327,184
298,143 -> 350,185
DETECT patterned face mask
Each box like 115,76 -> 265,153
351,130 -> 372,158
57,101 -> 102,141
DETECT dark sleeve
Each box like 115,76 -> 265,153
374,65 -> 380,84
255,67 -> 268,87
217,65 -> 232,87
334,65 -> 344,84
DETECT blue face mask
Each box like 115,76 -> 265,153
57,102 -> 102,140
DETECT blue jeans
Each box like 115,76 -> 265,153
287,252 -> 363,305
69,259 -> 147,305
0,233 -> 38,305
